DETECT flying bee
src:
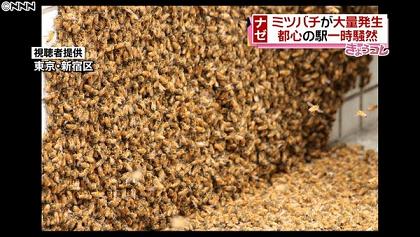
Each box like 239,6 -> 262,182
368,104 -> 378,111
307,102 -> 324,114
46,31 -> 55,43
356,110 -> 368,118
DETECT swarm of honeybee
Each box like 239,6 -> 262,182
42,6 -> 376,230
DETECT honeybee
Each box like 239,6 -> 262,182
368,104 -> 378,111
170,216 -> 190,230
46,31 -> 55,43
123,169 -> 145,184
307,102 -> 324,114
123,7 -> 139,20
356,110 -> 367,118
325,6 -> 340,14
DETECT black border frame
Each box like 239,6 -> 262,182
1,0 -> 399,235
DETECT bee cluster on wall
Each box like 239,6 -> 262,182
42,6 -> 376,230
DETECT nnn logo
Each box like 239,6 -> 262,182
1,1 -> 35,11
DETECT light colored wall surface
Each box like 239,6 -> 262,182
41,6 -> 58,136
329,56 -> 378,143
